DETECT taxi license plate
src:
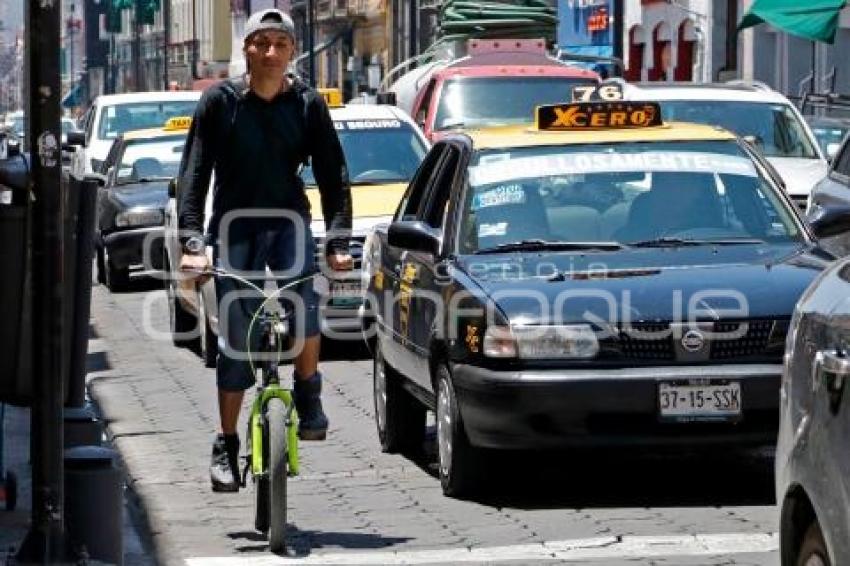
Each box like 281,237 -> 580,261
658,381 -> 741,421
330,280 -> 361,307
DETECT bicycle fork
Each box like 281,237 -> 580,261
243,387 -> 300,486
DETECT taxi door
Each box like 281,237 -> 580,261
380,144 -> 449,381
399,141 -> 466,391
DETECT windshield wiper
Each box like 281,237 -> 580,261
475,239 -> 626,254
118,176 -> 171,185
629,237 -> 766,248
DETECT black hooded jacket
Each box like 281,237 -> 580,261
177,75 -> 352,253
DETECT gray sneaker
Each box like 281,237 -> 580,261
210,434 -> 240,492
294,372 -> 329,441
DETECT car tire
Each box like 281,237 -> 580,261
95,246 -> 106,285
104,252 -> 129,292
372,340 -> 425,454
198,294 -> 217,368
436,364 -> 480,498
797,521 -> 830,566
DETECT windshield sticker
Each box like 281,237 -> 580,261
470,151 -> 757,186
479,222 -> 508,237
335,119 -> 402,130
473,184 -> 526,209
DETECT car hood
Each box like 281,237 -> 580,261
457,244 -> 830,324
766,157 -> 828,197
109,183 -> 169,209
307,182 -> 406,220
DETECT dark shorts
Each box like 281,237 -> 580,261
214,215 -> 320,391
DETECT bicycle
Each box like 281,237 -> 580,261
184,265 -> 320,552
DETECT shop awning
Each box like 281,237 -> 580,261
738,0 -> 847,43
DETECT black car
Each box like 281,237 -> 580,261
360,104 -> 850,497
777,257 -> 850,566
94,126 -> 186,291
809,131 -> 850,258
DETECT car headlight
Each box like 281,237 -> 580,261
115,208 -> 163,228
483,324 -> 599,359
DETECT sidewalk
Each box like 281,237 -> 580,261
0,403 -> 155,565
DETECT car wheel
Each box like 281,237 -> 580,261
95,246 -> 106,285
166,268 -> 199,349
436,364 -> 480,498
104,251 -> 129,292
373,340 -> 425,454
198,294 -> 217,368
797,521 -> 830,566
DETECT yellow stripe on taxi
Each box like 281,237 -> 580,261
306,183 -> 407,220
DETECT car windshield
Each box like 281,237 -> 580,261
116,137 -> 185,184
98,100 -> 198,140
458,140 -> 802,254
434,76 -> 597,131
302,121 -> 427,185
659,101 -> 819,159
808,121 -> 849,156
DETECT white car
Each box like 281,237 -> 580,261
623,81 -> 827,210
70,91 -> 201,177
163,98 -> 429,366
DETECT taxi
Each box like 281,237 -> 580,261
162,89 -> 429,366
361,95 -> 850,497
94,116 -> 191,291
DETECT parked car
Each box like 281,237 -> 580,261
807,129 -> 850,257
623,81 -> 828,210
163,93 -> 429,366
68,91 -> 201,178
361,98 -> 847,497
777,253 -> 850,566
94,117 -> 191,291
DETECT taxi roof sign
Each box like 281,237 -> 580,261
164,116 -> 192,131
535,102 -> 663,131
318,88 -> 344,108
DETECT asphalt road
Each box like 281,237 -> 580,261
87,273 -> 780,566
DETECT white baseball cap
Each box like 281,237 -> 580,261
243,9 -> 296,44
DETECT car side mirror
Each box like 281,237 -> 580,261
807,204 -> 850,238
388,220 -> 441,255
86,172 -> 107,187
826,142 -> 841,162
168,177 -> 178,198
66,131 -> 85,147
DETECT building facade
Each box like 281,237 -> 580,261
622,0 -> 739,84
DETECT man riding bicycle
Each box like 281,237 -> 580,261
177,8 -> 353,493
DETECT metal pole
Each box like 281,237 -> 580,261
409,0 -> 418,59
133,2 -> 143,90
308,0 -> 315,86
16,0 -> 73,559
191,0 -> 199,80
163,0 -> 171,89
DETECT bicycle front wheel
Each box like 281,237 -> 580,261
266,397 -> 288,553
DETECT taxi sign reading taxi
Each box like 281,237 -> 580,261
164,116 -> 192,131
535,102 -> 663,131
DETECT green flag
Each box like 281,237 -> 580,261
738,0 -> 846,44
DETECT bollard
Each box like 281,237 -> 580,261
64,446 -> 123,565
63,405 -> 103,448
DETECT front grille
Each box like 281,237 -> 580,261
710,320 -> 773,360
790,194 -> 808,212
617,322 -> 674,360
602,320 -> 780,362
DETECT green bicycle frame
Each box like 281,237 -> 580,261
249,386 -> 300,477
